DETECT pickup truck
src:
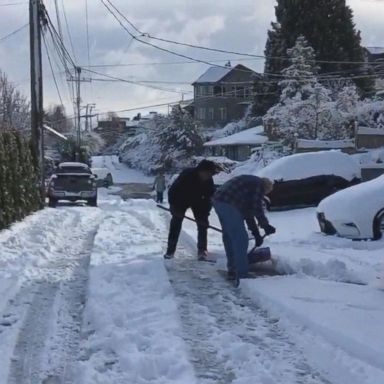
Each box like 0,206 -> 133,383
47,162 -> 97,207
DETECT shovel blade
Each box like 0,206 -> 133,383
248,247 -> 271,264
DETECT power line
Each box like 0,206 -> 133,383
100,0 -> 233,71
82,67 -> 191,94
42,32 -> 64,107
0,22 -> 28,42
0,2 -> 27,6
84,57 -> 264,68
60,0 -> 77,62
103,0 -> 381,67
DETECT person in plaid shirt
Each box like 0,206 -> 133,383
213,175 -> 275,281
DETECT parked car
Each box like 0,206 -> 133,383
47,162 -> 97,207
91,167 -> 114,188
317,175 -> 384,240
256,151 -> 361,210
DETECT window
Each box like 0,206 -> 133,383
214,85 -> 223,96
219,107 -> 227,121
202,85 -> 213,96
208,108 -> 214,120
195,86 -> 203,98
197,107 -> 206,120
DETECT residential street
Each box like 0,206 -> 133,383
0,157 -> 382,384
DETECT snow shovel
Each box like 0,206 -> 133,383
247,246 -> 272,264
156,204 -> 223,233
157,204 -> 272,263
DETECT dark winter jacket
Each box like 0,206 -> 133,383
214,175 -> 269,228
168,168 -> 215,213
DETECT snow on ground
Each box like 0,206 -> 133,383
180,206 -> 384,384
77,199 -> 196,384
0,157 -> 383,383
92,155 -> 153,184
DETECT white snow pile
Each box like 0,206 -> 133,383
77,199 -> 196,384
205,126 -> 267,147
256,151 -> 361,181
241,276 -> 384,384
209,120 -> 247,140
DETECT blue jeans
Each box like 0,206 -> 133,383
213,201 -> 249,278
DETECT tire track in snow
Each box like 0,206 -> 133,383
6,208 -> 102,384
165,229 -> 332,384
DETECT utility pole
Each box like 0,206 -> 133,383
83,103 -> 96,132
29,0 -> 45,195
75,66 -> 81,159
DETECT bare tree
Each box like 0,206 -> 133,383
0,70 -> 30,132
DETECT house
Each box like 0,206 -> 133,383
365,47 -> 384,91
204,126 -> 268,161
192,64 -> 259,128
356,126 -> 384,149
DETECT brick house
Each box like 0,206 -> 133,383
192,64 -> 259,128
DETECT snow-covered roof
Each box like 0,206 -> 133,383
58,162 -> 89,168
193,66 -> 232,84
297,139 -> 355,149
366,47 -> 384,55
357,127 -> 384,136
204,126 -> 267,147
256,151 -> 361,182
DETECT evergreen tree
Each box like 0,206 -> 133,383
279,36 -> 319,103
157,106 -> 203,171
263,0 -> 373,109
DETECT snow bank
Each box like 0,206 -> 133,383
205,126 -> 267,147
78,199 -> 196,384
242,276 -> 384,384
257,151 -> 361,181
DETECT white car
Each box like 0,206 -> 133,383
317,175 -> 384,240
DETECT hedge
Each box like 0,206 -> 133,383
0,130 -> 42,230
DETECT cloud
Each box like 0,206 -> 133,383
0,0 -> 383,118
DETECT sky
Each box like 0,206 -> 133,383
0,0 -> 384,121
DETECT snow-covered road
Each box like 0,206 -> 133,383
0,157 -> 382,383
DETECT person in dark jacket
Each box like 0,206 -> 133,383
164,160 -> 219,260
213,175 -> 275,281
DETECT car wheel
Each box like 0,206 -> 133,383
373,209 -> 384,240
48,198 -> 57,208
87,197 -> 98,207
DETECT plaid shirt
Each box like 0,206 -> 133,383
214,175 -> 269,227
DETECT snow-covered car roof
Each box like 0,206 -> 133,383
91,167 -> 111,179
256,151 -> 361,182
318,175 -> 384,216
58,162 -> 89,169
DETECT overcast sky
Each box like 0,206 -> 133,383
1,0 -> 384,120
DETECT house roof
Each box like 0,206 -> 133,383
193,66 -> 232,84
193,64 -> 255,84
204,126 -> 267,147
358,127 -> 384,136
296,139 -> 355,149
366,47 -> 384,55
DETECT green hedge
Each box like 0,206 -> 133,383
0,131 -> 41,230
